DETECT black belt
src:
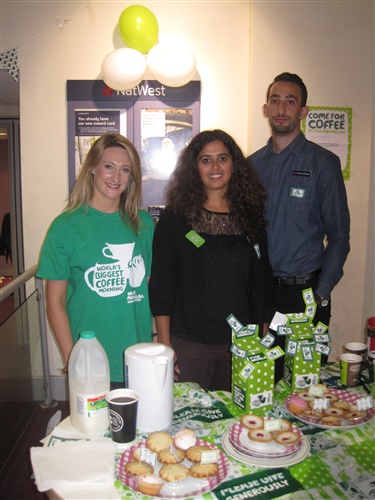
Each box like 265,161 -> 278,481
274,270 -> 320,286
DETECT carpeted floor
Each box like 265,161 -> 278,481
0,400 -> 70,500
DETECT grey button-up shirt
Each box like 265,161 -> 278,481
250,132 -> 350,298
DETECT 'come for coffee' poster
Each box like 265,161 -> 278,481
302,106 -> 352,181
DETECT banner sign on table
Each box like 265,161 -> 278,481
214,468 -> 303,499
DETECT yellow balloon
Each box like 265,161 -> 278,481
118,5 -> 159,54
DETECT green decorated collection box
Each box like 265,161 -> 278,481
283,318 -> 325,392
228,316 -> 284,416
272,290 -> 331,392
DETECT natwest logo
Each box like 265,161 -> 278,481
101,82 -> 166,98
102,85 -> 113,96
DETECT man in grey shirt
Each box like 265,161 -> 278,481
250,72 -> 350,381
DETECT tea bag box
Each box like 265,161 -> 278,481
231,327 -> 275,416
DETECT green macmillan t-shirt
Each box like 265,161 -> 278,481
37,205 -> 154,382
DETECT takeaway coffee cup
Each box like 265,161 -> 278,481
106,388 -> 138,446
345,342 -> 367,371
345,342 -> 367,359
339,353 -> 362,386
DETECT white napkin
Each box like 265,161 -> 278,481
30,440 -> 117,492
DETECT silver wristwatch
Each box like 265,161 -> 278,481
314,293 -> 329,308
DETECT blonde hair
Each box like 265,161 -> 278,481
66,133 -> 143,233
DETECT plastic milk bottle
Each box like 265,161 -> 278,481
68,331 -> 110,435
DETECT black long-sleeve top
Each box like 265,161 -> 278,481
149,207 -> 275,344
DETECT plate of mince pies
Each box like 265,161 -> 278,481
229,415 -> 305,459
285,388 -> 375,429
116,430 -> 229,499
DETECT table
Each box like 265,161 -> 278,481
44,363 -> 375,499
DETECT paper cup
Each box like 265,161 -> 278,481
106,388 -> 138,446
345,342 -> 367,359
345,342 -> 367,373
339,353 -> 362,386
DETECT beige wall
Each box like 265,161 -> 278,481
1,1 -> 374,379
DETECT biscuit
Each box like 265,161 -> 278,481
185,445 -> 212,463
279,419 -> 293,431
297,390 -> 314,401
321,416 -> 341,426
274,431 -> 301,445
302,409 -> 323,424
146,431 -> 174,453
158,447 -> 185,464
343,410 -> 367,424
323,393 -> 339,403
332,400 -> 351,411
189,463 -> 219,479
323,406 -> 345,417
159,463 -> 190,482
247,429 -> 274,443
240,414 -> 264,430
124,461 -> 154,476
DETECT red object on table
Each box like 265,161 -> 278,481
367,316 -> 375,350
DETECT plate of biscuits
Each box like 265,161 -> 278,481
286,388 -> 375,429
116,430 -> 229,498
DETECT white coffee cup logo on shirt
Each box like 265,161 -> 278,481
84,242 -> 145,297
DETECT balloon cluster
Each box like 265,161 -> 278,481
101,5 -> 197,91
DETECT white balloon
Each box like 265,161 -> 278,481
146,41 -> 196,87
101,48 -> 146,91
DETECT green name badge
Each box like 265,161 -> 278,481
185,230 -> 205,247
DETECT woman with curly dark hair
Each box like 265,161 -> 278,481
149,130 -> 274,391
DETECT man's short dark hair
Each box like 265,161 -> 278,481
266,72 -> 308,107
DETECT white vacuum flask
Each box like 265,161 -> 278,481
124,343 -> 174,432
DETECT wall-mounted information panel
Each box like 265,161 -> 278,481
67,80 -> 201,211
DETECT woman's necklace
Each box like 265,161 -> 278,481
205,208 -> 229,229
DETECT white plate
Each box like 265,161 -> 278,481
222,432 -> 310,468
229,422 -> 303,458
116,439 -> 229,499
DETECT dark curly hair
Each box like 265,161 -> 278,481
165,129 -> 267,240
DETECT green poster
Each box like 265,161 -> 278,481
302,106 -> 352,180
